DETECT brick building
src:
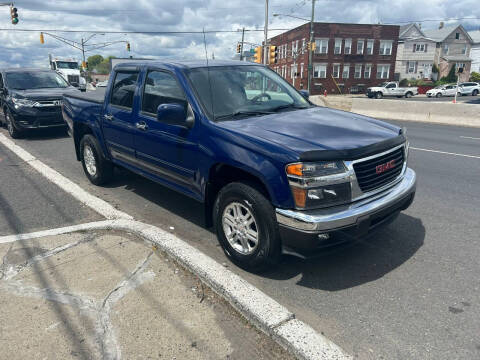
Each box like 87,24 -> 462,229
268,22 -> 400,95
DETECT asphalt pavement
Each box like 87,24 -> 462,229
379,93 -> 480,104
1,120 -> 479,359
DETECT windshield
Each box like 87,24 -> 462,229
6,71 -> 69,90
379,82 -> 389,87
185,65 -> 310,121
56,61 -> 78,69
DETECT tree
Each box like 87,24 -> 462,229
440,65 -> 457,83
470,71 -> 480,82
87,55 -> 103,70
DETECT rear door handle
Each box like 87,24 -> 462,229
104,114 -> 113,121
135,121 -> 148,131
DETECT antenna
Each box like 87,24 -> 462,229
203,28 -> 215,119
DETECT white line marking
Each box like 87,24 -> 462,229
460,136 -> 480,140
0,134 -> 132,220
411,146 -> 480,159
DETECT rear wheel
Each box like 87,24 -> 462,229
5,109 -> 22,139
405,92 -> 413,98
214,182 -> 281,271
375,92 -> 383,99
472,89 -> 478,96
80,134 -> 113,185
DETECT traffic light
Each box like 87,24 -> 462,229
236,43 -> 242,54
310,42 -> 316,51
253,46 -> 262,63
269,45 -> 277,64
10,6 -> 18,25
126,42 -> 131,51
82,61 -> 87,69
40,32 -> 45,44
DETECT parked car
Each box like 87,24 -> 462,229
458,82 -> 480,96
367,82 -> 418,99
62,60 -> 416,270
0,68 -> 78,138
426,84 -> 458,98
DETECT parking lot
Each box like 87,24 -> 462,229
1,118 -> 480,359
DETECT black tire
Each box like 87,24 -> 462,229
472,89 -> 478,96
405,92 -> 413,98
375,92 -> 383,99
213,182 -> 281,271
436,93 -> 442,98
79,134 -> 113,185
5,109 -> 22,139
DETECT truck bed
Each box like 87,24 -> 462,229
64,88 -> 106,104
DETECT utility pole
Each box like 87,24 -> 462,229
264,0 -> 269,65
307,0 -> 316,93
240,27 -> 245,61
81,38 -> 86,68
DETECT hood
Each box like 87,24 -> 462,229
11,87 -> 79,100
215,107 -> 401,159
56,69 -> 80,76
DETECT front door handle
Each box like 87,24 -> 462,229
104,114 -> 113,121
135,121 -> 148,131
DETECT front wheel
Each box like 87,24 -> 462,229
436,93 -> 442,98
80,134 -> 113,185
213,182 -> 281,271
5,109 -> 22,139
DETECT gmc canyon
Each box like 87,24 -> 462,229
62,60 -> 416,270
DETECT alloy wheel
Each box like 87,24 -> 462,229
222,202 -> 259,255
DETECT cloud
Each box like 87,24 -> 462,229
0,0 -> 478,68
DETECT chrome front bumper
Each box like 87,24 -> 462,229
276,168 -> 416,232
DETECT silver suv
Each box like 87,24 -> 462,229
458,82 -> 480,96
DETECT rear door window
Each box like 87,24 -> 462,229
110,71 -> 139,109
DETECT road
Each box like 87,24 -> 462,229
379,93 -> 480,104
1,120 -> 480,359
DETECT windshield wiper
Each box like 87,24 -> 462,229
215,110 -> 274,121
269,103 -> 309,112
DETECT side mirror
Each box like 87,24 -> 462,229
299,89 -> 310,100
157,102 -> 195,129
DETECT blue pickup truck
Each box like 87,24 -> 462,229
62,60 -> 416,270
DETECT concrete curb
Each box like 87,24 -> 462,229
0,220 -> 352,360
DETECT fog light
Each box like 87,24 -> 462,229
317,233 -> 330,240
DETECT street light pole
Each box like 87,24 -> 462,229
307,0 -> 315,93
264,0 -> 269,65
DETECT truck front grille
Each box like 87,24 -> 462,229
67,75 -> 79,85
353,147 -> 405,193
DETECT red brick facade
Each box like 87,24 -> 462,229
268,22 -> 400,95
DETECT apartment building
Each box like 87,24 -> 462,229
268,22 -> 400,95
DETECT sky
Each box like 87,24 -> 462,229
0,0 -> 479,69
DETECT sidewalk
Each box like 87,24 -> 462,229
0,229 -> 293,360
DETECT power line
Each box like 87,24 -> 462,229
0,28 -> 292,34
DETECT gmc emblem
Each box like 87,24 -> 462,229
376,160 -> 396,174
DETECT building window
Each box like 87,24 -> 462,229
357,39 -> 364,54
344,39 -> 352,55
291,64 -> 297,79
443,44 -> 449,55
379,40 -> 393,55
332,64 -> 340,78
456,63 -> 466,69
313,63 -> 327,78
300,63 -> 304,78
302,38 -> 306,51
334,38 -> 342,54
366,40 -> 374,55
462,44 -> 467,55
455,32 -> 460,39
342,64 -> 350,79
377,64 -> 390,79
364,64 -> 372,78
415,44 -> 425,52
354,64 -> 362,79
315,38 -> 328,54
407,61 -> 416,73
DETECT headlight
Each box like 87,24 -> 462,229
286,161 -> 352,209
11,97 -> 36,108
